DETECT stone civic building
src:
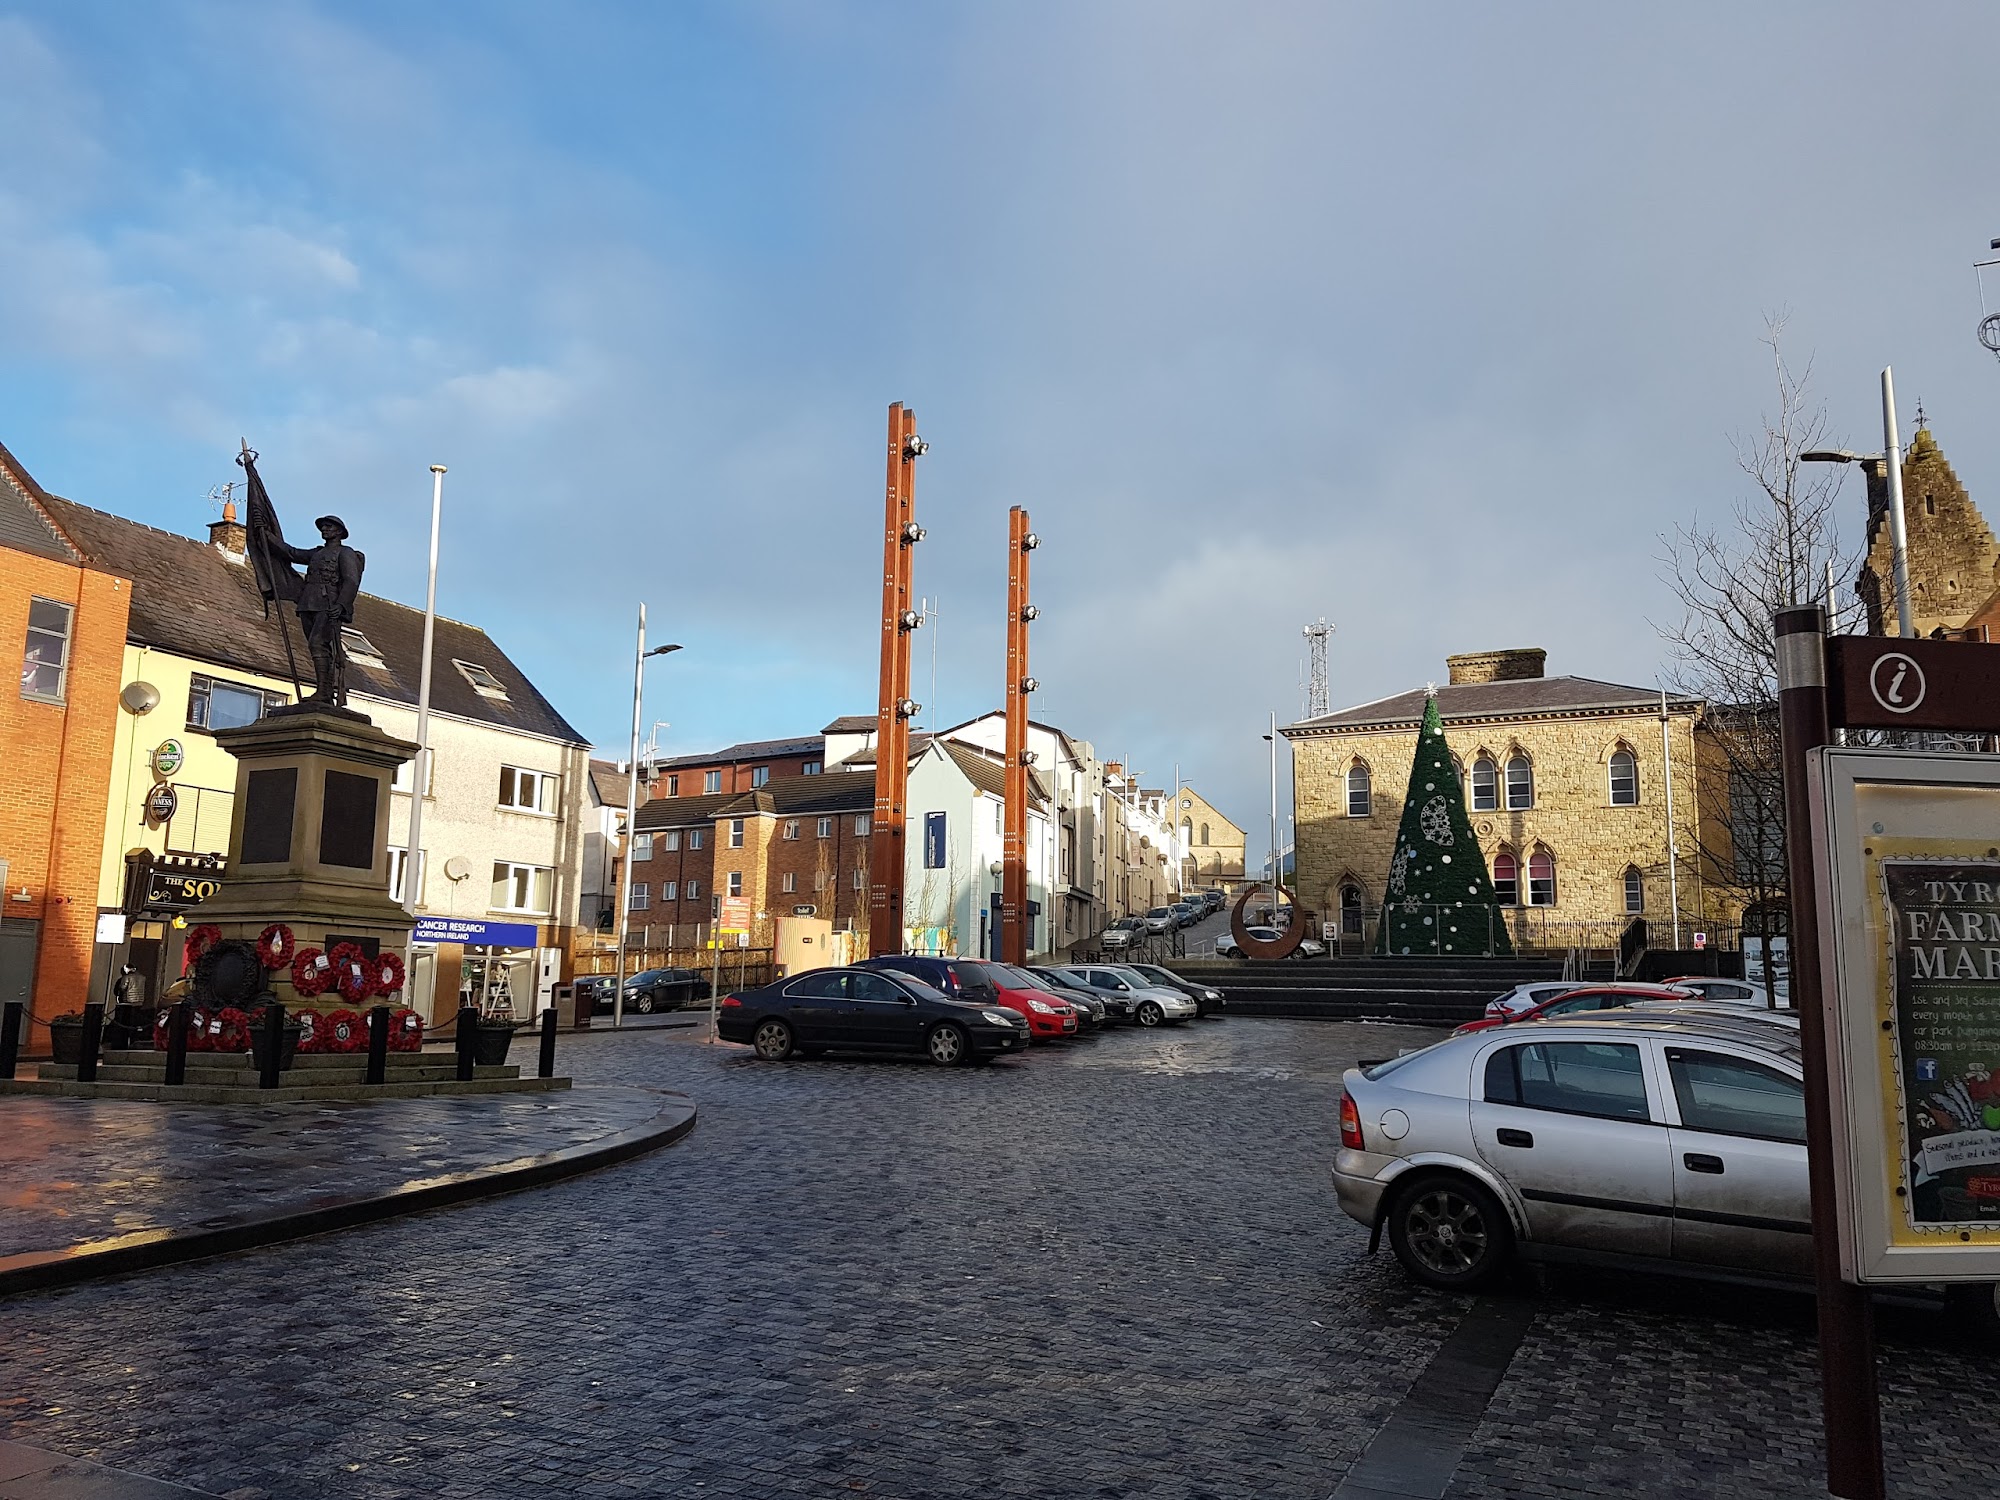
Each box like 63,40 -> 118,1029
1284,649 -> 1716,952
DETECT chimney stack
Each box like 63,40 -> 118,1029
209,497 -> 247,557
1446,648 -> 1546,685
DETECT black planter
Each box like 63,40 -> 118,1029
249,1024 -> 306,1074
472,1023 -> 515,1067
49,1022 -> 84,1066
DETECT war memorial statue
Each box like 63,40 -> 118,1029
235,444 -> 365,710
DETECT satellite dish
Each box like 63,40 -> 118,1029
443,856 -> 472,882
120,681 -> 161,715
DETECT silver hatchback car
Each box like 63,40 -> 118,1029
1333,1014 -> 2000,1338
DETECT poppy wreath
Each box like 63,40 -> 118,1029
371,951 -> 406,998
388,1007 -> 424,1052
255,923 -> 297,972
291,948 -> 333,998
184,1009 -> 212,1051
291,1007 -> 326,1053
329,943 -> 374,1005
213,1006 -> 252,1052
322,1008 -> 368,1053
182,924 -> 222,975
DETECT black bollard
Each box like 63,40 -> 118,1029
455,1004 -> 478,1081
77,1002 -> 104,1083
365,1005 -> 390,1085
0,1001 -> 20,1079
538,1006 -> 557,1079
164,1000 -> 191,1085
258,1000 -> 284,1089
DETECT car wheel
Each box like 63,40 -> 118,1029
1386,1172 -> 1514,1291
634,991 -> 655,1014
1136,1001 -> 1164,1027
927,1022 -> 970,1066
1947,1282 -> 2000,1345
752,1020 -> 795,1061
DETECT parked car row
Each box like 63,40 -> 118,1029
1334,1002 -> 2000,1341
573,968 -> 713,1015
1479,975 -> 1777,1027
715,954 -> 1226,1065
1101,891 -> 1226,947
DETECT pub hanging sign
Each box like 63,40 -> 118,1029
123,851 -> 226,915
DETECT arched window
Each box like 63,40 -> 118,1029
1608,747 -> 1638,806
1623,866 -> 1644,914
1505,754 -> 1534,810
1200,822 -> 1210,845
1470,757 -> 1498,812
1346,762 -> 1371,818
1181,817 -> 1192,847
1527,848 -> 1556,906
1340,884 -> 1364,936
1492,850 -> 1518,906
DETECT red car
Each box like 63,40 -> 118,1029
972,960 -> 1078,1041
1451,983 -> 1696,1036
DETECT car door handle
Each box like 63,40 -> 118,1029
1496,1128 -> 1534,1148
1683,1153 -> 1725,1175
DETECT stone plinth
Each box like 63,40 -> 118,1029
189,707 -> 419,990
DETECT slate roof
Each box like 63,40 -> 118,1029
938,740 -> 1050,811
590,758 -> 643,808
632,790 -> 743,831
653,734 -> 823,770
821,714 -> 878,734
40,495 -> 585,746
1285,676 -> 1701,734
633,772 -> 875,831
0,439 -> 82,564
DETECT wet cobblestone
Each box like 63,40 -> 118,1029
1,1019 -> 1994,1499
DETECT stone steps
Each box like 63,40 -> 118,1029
1169,954 -> 1564,1027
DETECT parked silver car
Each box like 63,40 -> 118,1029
1050,964 -> 1196,1026
1332,1013 -> 2000,1337
1100,917 -> 1146,950
1141,907 -> 1176,935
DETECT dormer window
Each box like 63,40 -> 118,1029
341,627 -> 385,665
453,659 -> 509,699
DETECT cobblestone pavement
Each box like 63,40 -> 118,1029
2,1018 -> 1995,1499
0,1084 -> 669,1258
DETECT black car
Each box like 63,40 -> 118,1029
716,966 -> 1029,1065
1122,962 -> 1226,1018
623,967 -> 710,1013
857,954 -> 1005,1006
1032,964 -> 1133,1022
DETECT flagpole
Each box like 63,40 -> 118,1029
404,466 -> 444,931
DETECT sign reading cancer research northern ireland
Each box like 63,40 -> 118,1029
1816,748 -> 2000,1282
411,917 -> 540,948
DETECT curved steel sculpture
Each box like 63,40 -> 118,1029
1228,884 -> 1307,961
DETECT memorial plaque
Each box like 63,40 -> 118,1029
240,767 -> 298,864
318,770 -> 379,870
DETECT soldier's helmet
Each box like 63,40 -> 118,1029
313,515 -> 350,541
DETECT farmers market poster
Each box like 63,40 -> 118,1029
1882,857 -> 2000,1230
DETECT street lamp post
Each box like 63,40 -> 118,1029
403,465 -> 445,954
612,608 -> 681,1030
1802,366 -> 1913,638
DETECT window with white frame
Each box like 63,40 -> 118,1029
665,774 -> 679,796
688,829 -> 704,850
1470,756 -> 1498,812
728,818 -> 745,848
851,869 -> 865,889
392,754 -> 435,795
854,815 -> 870,836
727,870 -> 743,897
663,829 -> 681,851
21,597 -> 73,702
1492,850 -> 1519,906
187,672 -> 286,732
781,871 -> 797,893
817,817 -> 833,838
388,847 -> 426,905
1505,754 -> 1534,810
685,879 -> 700,899
632,832 -> 654,861
993,799 -> 1003,833
1623,866 -> 1644,913
662,880 -> 678,901
802,762 -> 821,776
751,766 -> 769,788
782,819 -> 799,840
1526,848 -> 1556,906
491,861 -> 553,914
704,770 -> 722,793
1346,762 -> 1371,818
815,870 -> 828,891
498,766 -> 557,813
629,883 -> 649,910
1608,748 -> 1638,806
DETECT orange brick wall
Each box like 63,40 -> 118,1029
0,556 -> 130,1052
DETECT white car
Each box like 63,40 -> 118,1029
1332,1013 -> 2000,1339
1662,975 -> 1780,1009
1482,979 -> 1694,1022
1215,926 -> 1325,959
1049,964 -> 1196,1027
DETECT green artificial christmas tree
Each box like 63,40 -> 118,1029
1374,690 -> 1513,956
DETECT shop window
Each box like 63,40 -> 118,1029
632,833 -> 654,861
727,871 -> 743,897
782,819 -> 800,840
704,770 -> 722,794
1624,866 -> 1644,914
21,597 -> 72,702
629,883 -> 649,911
817,817 -> 833,838
1527,848 -> 1556,906
751,766 -> 770,788
1346,762 -> 1372,818
1493,850 -> 1519,906
1609,748 -> 1638,806
498,766 -> 557,813
491,861 -> 552,915
1505,755 -> 1534,810
1470,757 -> 1498,812
782,871 -> 797,893
187,673 -> 285,732
728,818 -> 745,849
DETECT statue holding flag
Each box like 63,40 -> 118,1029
235,444 -> 365,709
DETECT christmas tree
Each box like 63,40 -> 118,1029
1374,690 -> 1513,956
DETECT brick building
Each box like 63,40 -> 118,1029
0,441 -> 130,1052
1285,648 -> 1715,951
650,734 -> 825,798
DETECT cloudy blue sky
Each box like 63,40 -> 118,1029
5,2 -> 1999,864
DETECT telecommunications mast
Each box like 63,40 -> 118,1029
1301,617 -> 1334,719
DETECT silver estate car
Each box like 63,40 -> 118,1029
1050,964 -> 1197,1027
1333,1013 -> 2000,1338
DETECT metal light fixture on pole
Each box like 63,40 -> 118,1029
403,466 -> 445,1005
1262,714 -> 1279,892
612,606 -> 681,1030
1801,366 -> 1913,638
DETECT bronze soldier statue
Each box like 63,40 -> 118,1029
236,446 -> 367,708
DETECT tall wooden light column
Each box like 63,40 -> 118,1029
868,403 -> 924,957
1000,506 -> 1038,964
